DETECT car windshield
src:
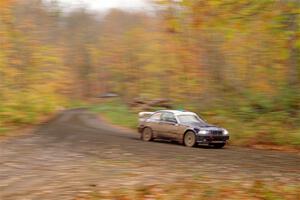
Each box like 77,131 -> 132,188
177,114 -> 207,125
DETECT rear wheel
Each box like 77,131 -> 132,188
142,127 -> 153,142
212,143 -> 226,149
184,131 -> 196,147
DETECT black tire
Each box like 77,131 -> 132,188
142,127 -> 153,142
184,131 -> 196,147
212,143 -> 226,149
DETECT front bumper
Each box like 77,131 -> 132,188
196,135 -> 229,144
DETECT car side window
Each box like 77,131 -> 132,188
150,112 -> 162,121
161,112 -> 177,123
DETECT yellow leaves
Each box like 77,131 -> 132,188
0,0 -> 299,129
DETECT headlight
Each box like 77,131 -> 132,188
198,130 -> 209,135
223,129 -> 229,135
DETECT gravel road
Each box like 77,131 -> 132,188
1,109 -> 299,200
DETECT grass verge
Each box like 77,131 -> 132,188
88,99 -> 300,150
88,99 -> 137,129
0,99 -> 83,138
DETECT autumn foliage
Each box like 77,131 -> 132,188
0,0 -> 299,146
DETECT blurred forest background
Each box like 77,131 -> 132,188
0,0 -> 299,147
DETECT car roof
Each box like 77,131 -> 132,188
157,110 -> 197,116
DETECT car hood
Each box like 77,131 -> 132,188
183,122 -> 223,130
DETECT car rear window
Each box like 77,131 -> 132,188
150,112 -> 161,120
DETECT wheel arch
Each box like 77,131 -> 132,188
142,126 -> 156,138
142,126 -> 152,132
183,129 -> 196,140
141,126 -> 154,141
183,129 -> 197,147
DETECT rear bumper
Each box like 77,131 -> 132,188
196,135 -> 229,144
137,126 -> 143,133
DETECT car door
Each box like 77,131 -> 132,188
147,112 -> 162,137
159,112 -> 179,139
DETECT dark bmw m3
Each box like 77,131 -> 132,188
138,110 -> 229,148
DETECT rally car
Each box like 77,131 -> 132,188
138,110 -> 229,148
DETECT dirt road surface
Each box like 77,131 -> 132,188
1,109 -> 300,199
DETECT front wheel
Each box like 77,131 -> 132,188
184,131 -> 196,147
142,127 -> 153,142
212,143 -> 226,149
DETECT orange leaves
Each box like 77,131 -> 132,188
0,0 -> 15,9
0,0 -> 15,24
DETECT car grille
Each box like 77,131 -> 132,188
210,130 -> 223,135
